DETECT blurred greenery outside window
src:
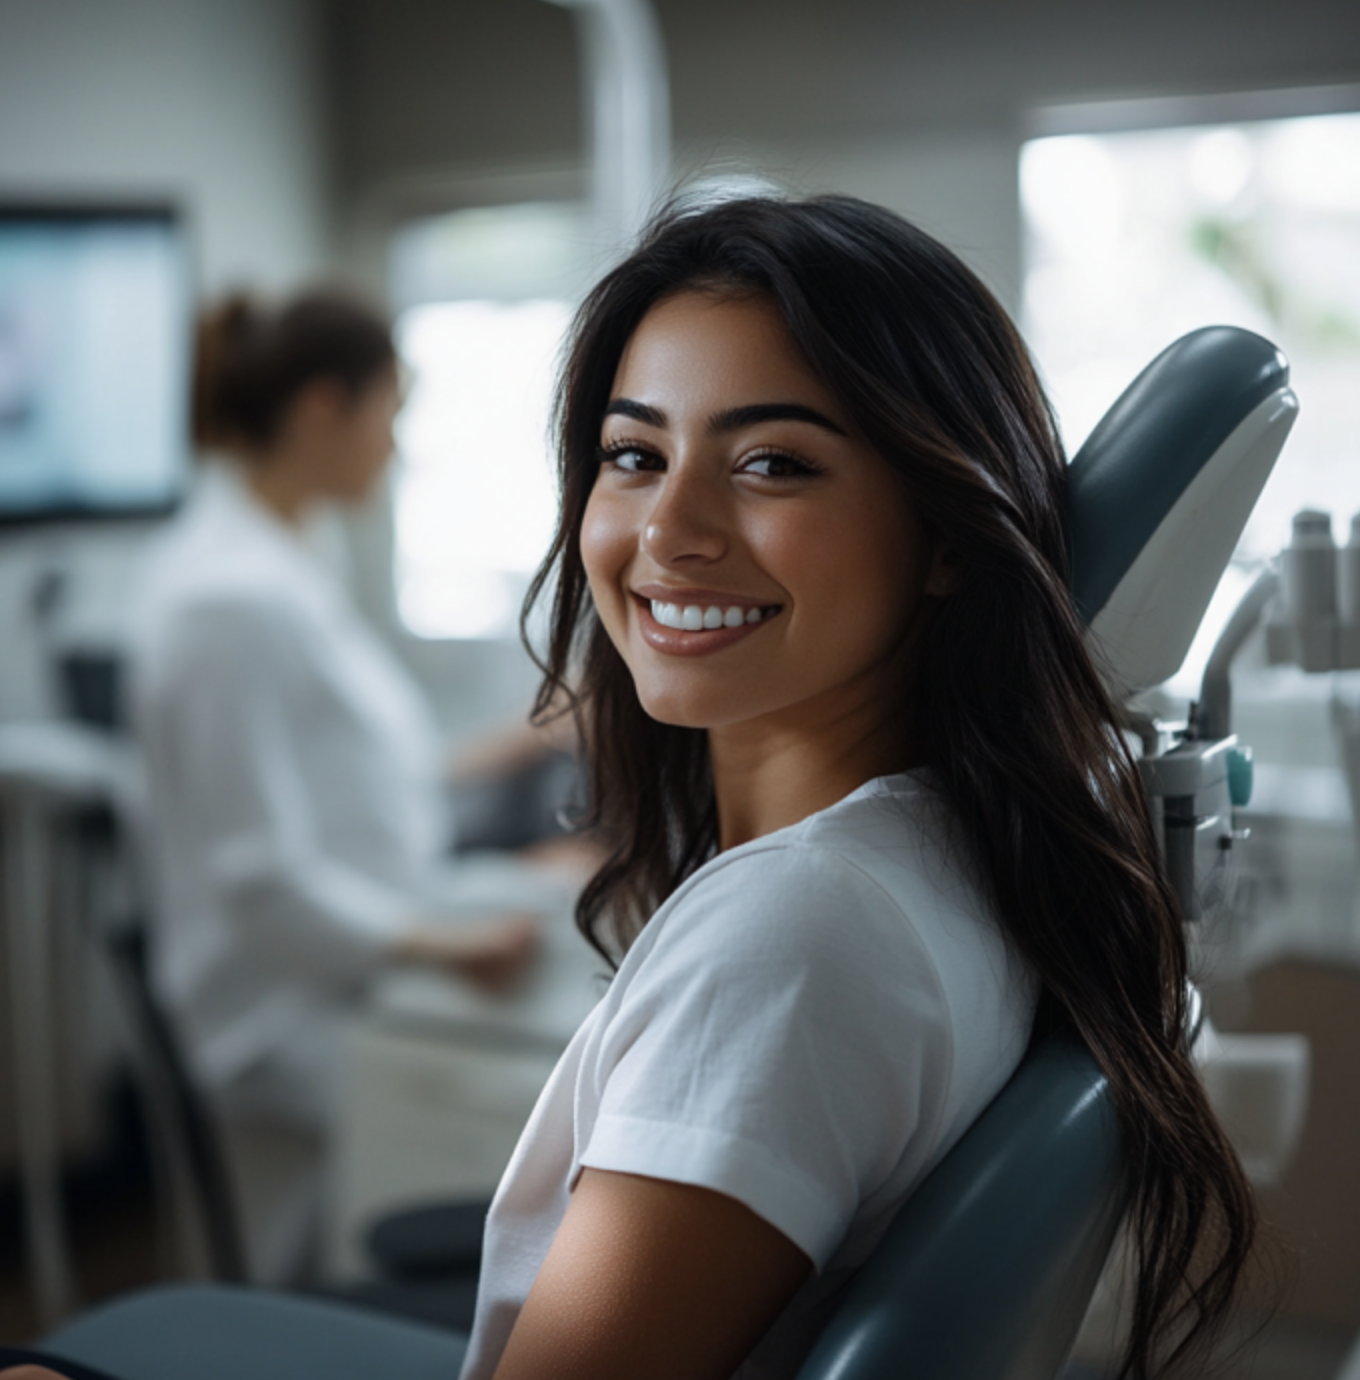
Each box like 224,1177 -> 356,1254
389,203 -> 590,639
1022,108 -> 1360,696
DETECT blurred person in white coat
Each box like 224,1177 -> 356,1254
129,289 -> 543,1283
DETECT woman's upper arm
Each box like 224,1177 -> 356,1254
492,1168 -> 813,1380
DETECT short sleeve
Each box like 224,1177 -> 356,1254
577,845 -> 954,1268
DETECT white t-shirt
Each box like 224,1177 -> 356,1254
460,772 -> 1038,1380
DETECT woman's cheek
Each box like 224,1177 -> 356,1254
580,492 -> 633,626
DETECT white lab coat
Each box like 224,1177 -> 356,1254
129,464 -> 451,1129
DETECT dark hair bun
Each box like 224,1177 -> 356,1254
191,286 -> 395,452
191,292 -> 263,449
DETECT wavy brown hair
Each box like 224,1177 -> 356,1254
523,193 -> 1256,1378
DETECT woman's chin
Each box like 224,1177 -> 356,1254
638,701 -> 713,731
634,685 -> 727,731
634,684 -> 769,733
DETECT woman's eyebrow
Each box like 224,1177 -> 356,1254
602,398 -> 847,437
603,398 -> 667,427
709,402 -> 848,437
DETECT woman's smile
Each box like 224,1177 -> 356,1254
580,290 -> 945,739
632,583 -> 783,655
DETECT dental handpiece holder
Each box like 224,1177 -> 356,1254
1140,732 -> 1251,927
1140,505 -> 1360,936
1137,567 -> 1277,933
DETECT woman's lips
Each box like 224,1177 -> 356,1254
632,593 -> 781,655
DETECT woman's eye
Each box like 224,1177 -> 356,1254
740,452 -> 817,479
600,445 -> 661,474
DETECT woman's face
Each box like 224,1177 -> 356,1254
328,364 -> 402,500
287,363 -> 402,503
581,291 -> 945,741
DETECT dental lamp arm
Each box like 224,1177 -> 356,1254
1196,568 -> 1279,742
542,0 -> 670,252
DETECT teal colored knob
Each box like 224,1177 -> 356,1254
1227,746 -> 1254,808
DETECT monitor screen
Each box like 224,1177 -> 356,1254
0,204 -> 191,524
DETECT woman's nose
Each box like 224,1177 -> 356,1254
639,471 -> 728,566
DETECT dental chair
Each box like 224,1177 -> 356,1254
0,326 -> 1296,1380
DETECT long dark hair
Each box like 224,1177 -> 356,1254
192,287 -> 395,452
524,193 -> 1256,1378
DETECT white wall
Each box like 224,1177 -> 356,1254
672,130 -> 1025,313
0,0 -> 333,718
0,0 -> 329,291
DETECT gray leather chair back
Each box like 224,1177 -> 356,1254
796,1032 -> 1124,1380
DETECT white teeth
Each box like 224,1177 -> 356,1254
649,599 -> 776,631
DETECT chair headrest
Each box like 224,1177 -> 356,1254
1067,326 -> 1297,696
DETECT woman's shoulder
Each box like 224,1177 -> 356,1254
640,776 -> 974,966
130,548 -> 331,697
135,565 -> 318,657
135,499 -> 326,648
139,469 -> 323,604
702,772 -> 976,918
621,771 -> 1017,1024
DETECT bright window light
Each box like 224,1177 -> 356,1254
388,202 -> 590,640
1021,108 -> 1360,695
393,299 -> 571,640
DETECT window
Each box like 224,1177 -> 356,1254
389,203 -> 591,639
1021,105 -> 1360,692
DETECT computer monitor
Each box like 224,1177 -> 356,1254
0,202 -> 191,525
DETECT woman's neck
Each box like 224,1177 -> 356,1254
239,450 -> 317,527
709,695 -> 918,851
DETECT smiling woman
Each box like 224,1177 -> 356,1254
583,291 -> 946,847
438,194 -> 1262,1380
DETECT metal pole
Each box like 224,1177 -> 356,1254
543,0 -> 671,255
1196,568 -> 1279,741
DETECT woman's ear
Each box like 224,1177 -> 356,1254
925,542 -> 963,597
290,376 -> 348,430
